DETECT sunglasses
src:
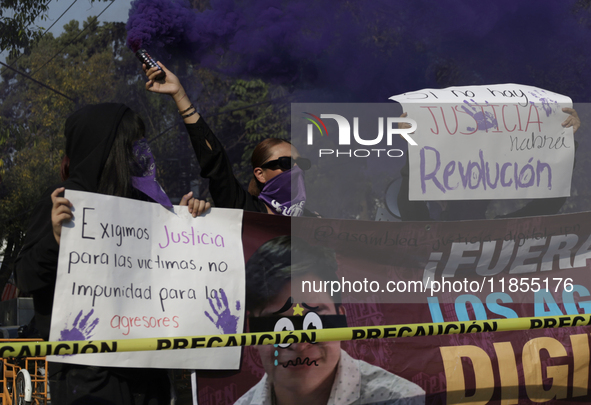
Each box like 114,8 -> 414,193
259,156 -> 311,171
249,314 -> 347,333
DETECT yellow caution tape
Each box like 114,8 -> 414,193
1,314 -> 589,358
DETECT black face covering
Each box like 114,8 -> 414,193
64,103 -> 130,192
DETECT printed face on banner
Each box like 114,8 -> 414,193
390,84 -> 575,201
251,275 -> 345,396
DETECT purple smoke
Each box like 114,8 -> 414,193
126,0 -> 194,52
127,0 -> 591,101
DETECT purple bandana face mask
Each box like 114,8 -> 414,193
258,166 -> 306,216
131,139 -> 173,208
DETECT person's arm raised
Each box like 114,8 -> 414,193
144,62 -> 200,125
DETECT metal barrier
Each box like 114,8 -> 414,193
0,339 -> 49,405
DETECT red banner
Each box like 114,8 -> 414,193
197,211 -> 591,404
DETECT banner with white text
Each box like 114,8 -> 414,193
197,211 -> 591,404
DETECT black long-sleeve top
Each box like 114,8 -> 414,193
186,118 -> 269,213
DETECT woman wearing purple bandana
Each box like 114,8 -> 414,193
15,88 -> 201,403
249,140 -> 309,216
145,63 -> 317,218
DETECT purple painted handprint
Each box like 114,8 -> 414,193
461,99 -> 499,132
60,309 -> 99,341
205,288 -> 241,334
528,89 -> 558,117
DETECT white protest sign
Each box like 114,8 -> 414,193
49,190 -> 244,369
390,84 -> 575,200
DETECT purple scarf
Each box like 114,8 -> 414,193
258,166 -> 306,216
131,139 -> 172,208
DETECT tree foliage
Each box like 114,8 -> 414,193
0,18 -> 133,292
0,0 -> 109,58
1,0 -> 53,57
212,78 -> 290,189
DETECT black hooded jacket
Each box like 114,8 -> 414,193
16,103 -> 129,341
